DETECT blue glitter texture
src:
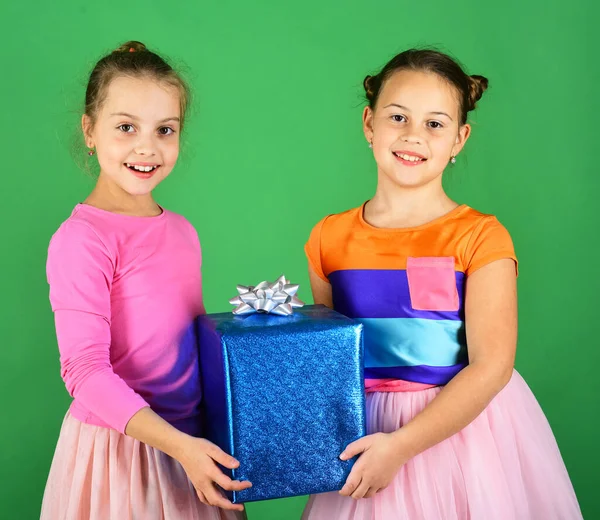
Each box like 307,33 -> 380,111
196,304 -> 366,503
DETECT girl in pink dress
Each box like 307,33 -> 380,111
41,40 -> 250,520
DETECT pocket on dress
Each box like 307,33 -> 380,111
406,256 -> 459,311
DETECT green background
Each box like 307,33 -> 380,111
1,0 -> 597,518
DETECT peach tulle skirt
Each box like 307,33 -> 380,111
40,413 -> 246,520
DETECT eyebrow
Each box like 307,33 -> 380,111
110,112 -> 180,123
383,104 -> 454,121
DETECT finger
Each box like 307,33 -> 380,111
203,484 -> 245,512
213,471 -> 253,491
195,488 -> 208,505
340,474 -> 362,496
351,480 -> 371,500
206,444 -> 240,469
339,457 -> 366,495
364,487 -> 378,499
340,438 -> 368,461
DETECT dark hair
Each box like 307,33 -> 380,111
363,49 -> 488,124
85,40 -> 190,130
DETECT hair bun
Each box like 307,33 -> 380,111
363,75 -> 380,105
114,41 -> 147,54
468,75 -> 489,111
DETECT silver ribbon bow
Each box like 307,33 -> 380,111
229,275 -> 305,316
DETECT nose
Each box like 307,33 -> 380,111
400,121 -> 423,144
133,134 -> 157,156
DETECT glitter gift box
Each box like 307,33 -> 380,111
196,304 -> 366,503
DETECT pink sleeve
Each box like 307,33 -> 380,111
47,220 -> 149,434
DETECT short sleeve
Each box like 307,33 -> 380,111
304,217 -> 328,282
464,216 -> 518,276
47,220 -> 149,433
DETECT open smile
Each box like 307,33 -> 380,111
392,151 -> 427,166
125,163 -> 161,179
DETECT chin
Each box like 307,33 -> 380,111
387,174 -> 428,189
118,181 -> 160,197
126,188 -> 156,197
122,172 -> 170,196
384,167 -> 440,189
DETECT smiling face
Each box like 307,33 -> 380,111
82,75 -> 181,198
363,69 -> 471,190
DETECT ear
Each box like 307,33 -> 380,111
451,123 -> 471,157
81,114 -> 95,148
362,106 -> 374,146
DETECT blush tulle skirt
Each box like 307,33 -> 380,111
302,371 -> 582,520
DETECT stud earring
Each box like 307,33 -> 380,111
369,140 -> 373,149
450,156 -> 456,164
88,148 -> 95,156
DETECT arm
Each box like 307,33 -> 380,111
124,408 -> 250,511
308,264 -> 333,308
388,258 -> 517,453
338,258 -> 518,498
49,221 -> 150,434
48,222 -> 250,510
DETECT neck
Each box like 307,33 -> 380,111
366,170 -> 458,228
84,174 -> 162,217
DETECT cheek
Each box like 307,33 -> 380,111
96,144 -> 123,168
372,126 -> 396,153
99,134 -> 130,160
430,134 -> 456,154
164,140 -> 180,164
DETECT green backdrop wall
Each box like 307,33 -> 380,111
1,0 -> 597,518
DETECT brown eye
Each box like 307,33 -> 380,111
158,127 -> 175,136
391,115 -> 406,123
428,121 -> 443,129
118,124 -> 134,133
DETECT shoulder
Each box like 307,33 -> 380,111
461,206 -> 513,242
458,205 -> 504,228
304,205 -> 362,281
49,207 -> 112,257
162,208 -> 200,246
163,208 -> 192,227
459,207 -> 516,275
309,204 -> 362,239
47,208 -> 117,283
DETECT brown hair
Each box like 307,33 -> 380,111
363,49 -> 488,124
85,40 -> 190,130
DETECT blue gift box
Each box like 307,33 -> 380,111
196,304 -> 366,503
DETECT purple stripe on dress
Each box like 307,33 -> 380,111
330,269 -> 465,320
364,363 -> 467,385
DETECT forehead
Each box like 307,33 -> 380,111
101,76 -> 181,119
378,70 -> 460,115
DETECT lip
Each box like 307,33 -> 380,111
125,163 -> 161,179
394,150 -> 426,159
392,150 -> 427,167
127,162 -> 160,167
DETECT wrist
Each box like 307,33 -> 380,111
390,425 -> 421,460
164,429 -> 192,461
124,407 -> 191,460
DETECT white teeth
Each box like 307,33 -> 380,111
127,163 -> 157,172
395,153 -> 423,162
